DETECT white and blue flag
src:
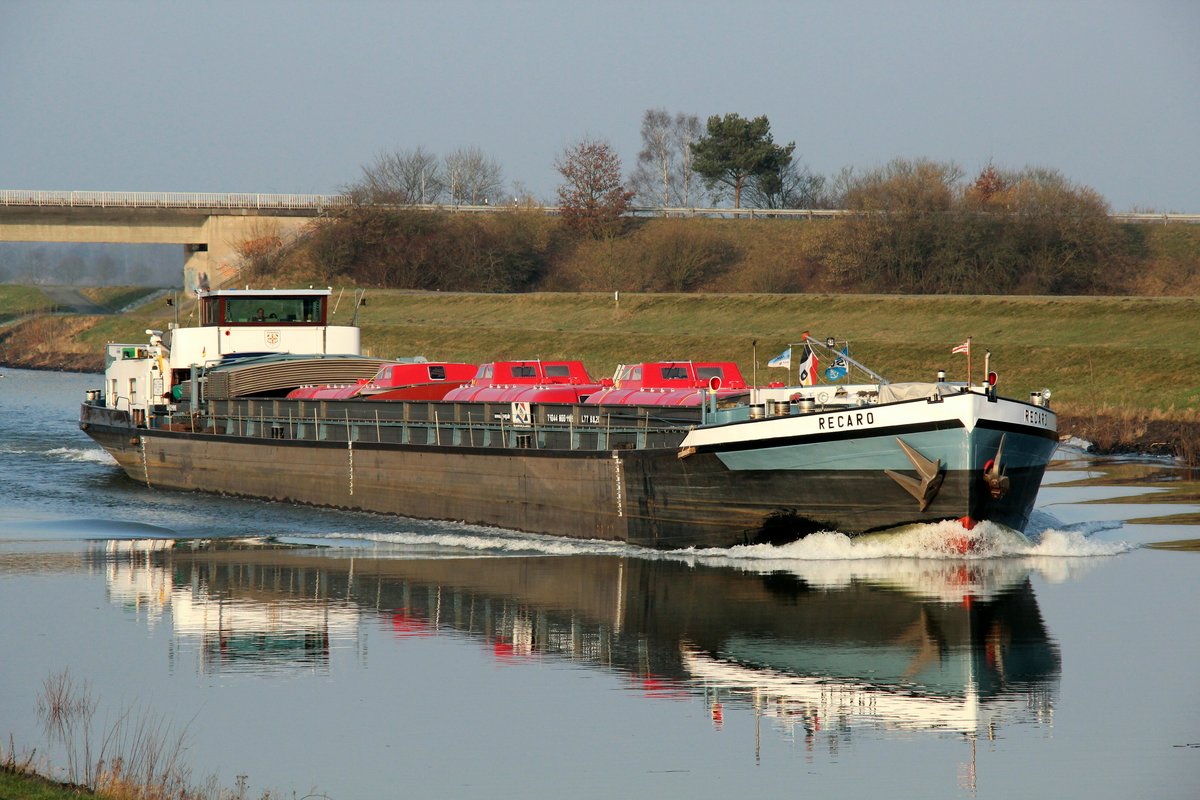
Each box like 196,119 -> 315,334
824,348 -> 849,381
767,347 -> 791,369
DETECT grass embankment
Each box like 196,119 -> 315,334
0,286 -> 57,321
77,285 -> 165,311
0,768 -> 94,800
1,288 -> 1197,460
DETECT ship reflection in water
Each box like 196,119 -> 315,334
97,540 -> 1061,757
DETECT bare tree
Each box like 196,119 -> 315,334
629,109 -> 703,208
744,160 -> 827,209
347,146 -> 447,205
672,112 -> 702,206
630,109 -> 675,207
444,146 -> 505,205
555,137 -> 633,238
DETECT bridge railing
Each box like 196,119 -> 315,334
0,190 -> 351,211
2,190 -> 1197,223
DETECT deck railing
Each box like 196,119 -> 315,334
180,397 -> 695,453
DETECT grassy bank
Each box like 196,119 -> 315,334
0,768 -> 96,800
0,285 -> 56,320
2,287 -> 1197,459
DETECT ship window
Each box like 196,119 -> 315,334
630,367 -> 642,381
545,365 -> 571,378
512,366 -> 537,378
428,366 -> 447,381
380,367 -> 392,382
128,378 -> 138,403
661,366 -> 689,380
201,298 -> 219,326
302,298 -> 324,323
222,297 -> 325,325
696,367 -> 725,381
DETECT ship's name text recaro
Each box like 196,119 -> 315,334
817,411 -> 876,431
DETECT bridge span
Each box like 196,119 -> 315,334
0,190 -> 347,291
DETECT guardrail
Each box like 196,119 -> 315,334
1109,212 -> 1200,224
1,190 -> 1196,223
0,190 -> 349,211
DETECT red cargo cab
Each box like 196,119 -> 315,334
287,381 -> 366,400
287,362 -> 477,402
442,360 -> 602,403
586,361 -> 748,407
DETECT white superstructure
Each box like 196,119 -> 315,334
100,288 -> 361,418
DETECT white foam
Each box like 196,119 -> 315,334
1057,436 -> 1094,453
44,446 -> 116,464
325,525 -> 637,557
673,520 -> 1056,562
279,519 -> 1130,600
667,521 -> 1131,599
1027,527 -> 1132,557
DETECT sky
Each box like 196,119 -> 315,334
1,0 -> 1197,212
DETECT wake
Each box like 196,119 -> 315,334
321,515 -> 1132,563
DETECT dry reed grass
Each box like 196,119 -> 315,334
17,669 -> 317,800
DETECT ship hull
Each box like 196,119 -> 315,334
80,391 -> 1057,550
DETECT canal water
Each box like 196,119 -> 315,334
1,367 -> 1197,799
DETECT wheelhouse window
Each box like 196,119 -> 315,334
545,365 -> 571,378
661,366 -> 690,380
696,366 -> 726,381
512,366 -> 537,378
428,366 -> 447,381
204,296 -> 327,326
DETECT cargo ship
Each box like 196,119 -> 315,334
78,288 -> 1059,549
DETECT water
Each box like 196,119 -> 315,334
1,367 -> 1197,798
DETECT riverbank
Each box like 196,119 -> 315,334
0,766 -> 97,800
3,289 -> 1197,463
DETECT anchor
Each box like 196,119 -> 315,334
885,438 -> 945,511
984,433 -> 1010,500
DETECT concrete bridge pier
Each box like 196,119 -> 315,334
181,215 -> 311,292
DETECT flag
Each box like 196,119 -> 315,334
797,345 -> 819,386
824,347 -> 849,381
767,347 -> 791,369
952,339 -> 971,355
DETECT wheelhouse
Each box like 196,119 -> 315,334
200,289 -> 329,326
